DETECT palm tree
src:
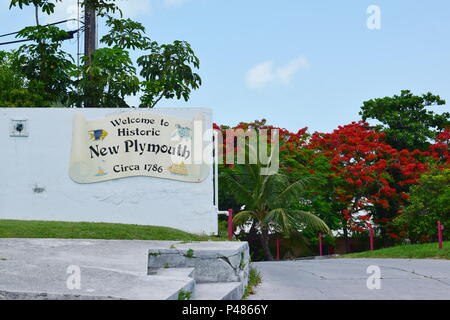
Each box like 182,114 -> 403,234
222,163 -> 330,261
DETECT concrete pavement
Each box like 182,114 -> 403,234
0,238 -> 249,300
249,258 -> 450,300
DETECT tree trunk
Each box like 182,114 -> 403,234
248,220 -> 258,239
84,1 -> 96,66
260,227 -> 273,261
343,222 -> 350,254
83,0 -> 97,107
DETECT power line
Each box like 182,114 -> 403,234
0,18 -> 83,39
0,29 -> 80,46
0,39 -> 30,45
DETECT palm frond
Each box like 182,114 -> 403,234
264,208 -> 291,235
222,171 -> 255,207
232,210 -> 254,226
277,175 -> 321,204
288,210 -> 331,234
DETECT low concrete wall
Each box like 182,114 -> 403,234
0,108 -> 217,235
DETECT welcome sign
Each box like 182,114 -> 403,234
69,111 -> 209,183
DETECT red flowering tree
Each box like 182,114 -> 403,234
308,122 -> 429,251
216,119 -> 340,229
428,128 -> 450,167
215,120 -> 331,260
215,119 -> 440,254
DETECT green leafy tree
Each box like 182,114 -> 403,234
71,16 -> 146,108
360,90 -> 449,151
101,16 -> 149,50
138,40 -> 202,108
13,25 -> 75,106
277,127 -> 343,231
222,160 -> 330,261
0,51 -> 49,107
73,47 -> 140,108
9,0 -> 63,15
6,0 -> 202,108
395,168 -> 450,243
217,120 -> 337,258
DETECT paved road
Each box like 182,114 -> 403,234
249,258 -> 450,300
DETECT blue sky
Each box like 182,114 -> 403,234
1,0 -> 449,133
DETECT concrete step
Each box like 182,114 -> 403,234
152,267 -> 195,279
0,239 -> 250,300
149,268 -> 196,300
147,241 -> 251,300
193,282 -> 244,300
148,241 -> 250,284
0,239 -> 194,300
0,260 -> 195,300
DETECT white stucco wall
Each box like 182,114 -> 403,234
0,108 -> 218,235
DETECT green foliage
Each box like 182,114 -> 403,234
14,25 -> 75,105
223,161 -> 330,260
101,16 -> 149,50
344,241 -> 450,260
4,1 -> 202,108
360,90 -> 449,151
250,122 -> 344,231
184,248 -> 195,258
273,233 -> 314,259
73,47 -> 140,107
9,0 -> 62,15
81,0 -> 122,17
0,50 -> 50,107
242,267 -> 262,299
226,167 -> 329,233
0,219 -> 227,241
281,150 -> 343,231
218,216 -> 228,238
148,252 -> 161,257
177,290 -> 192,300
138,40 -> 201,108
217,121 -> 331,260
395,168 -> 450,242
239,252 -> 246,270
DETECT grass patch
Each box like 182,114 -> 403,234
177,289 -> 192,300
184,248 -> 195,258
0,219 -> 226,241
343,241 -> 450,260
242,267 -> 262,300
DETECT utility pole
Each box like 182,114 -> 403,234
34,5 -> 40,25
83,0 -> 96,107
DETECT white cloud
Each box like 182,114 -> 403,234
276,56 -> 309,84
245,61 -> 275,89
42,0 -> 79,27
245,56 -> 309,89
